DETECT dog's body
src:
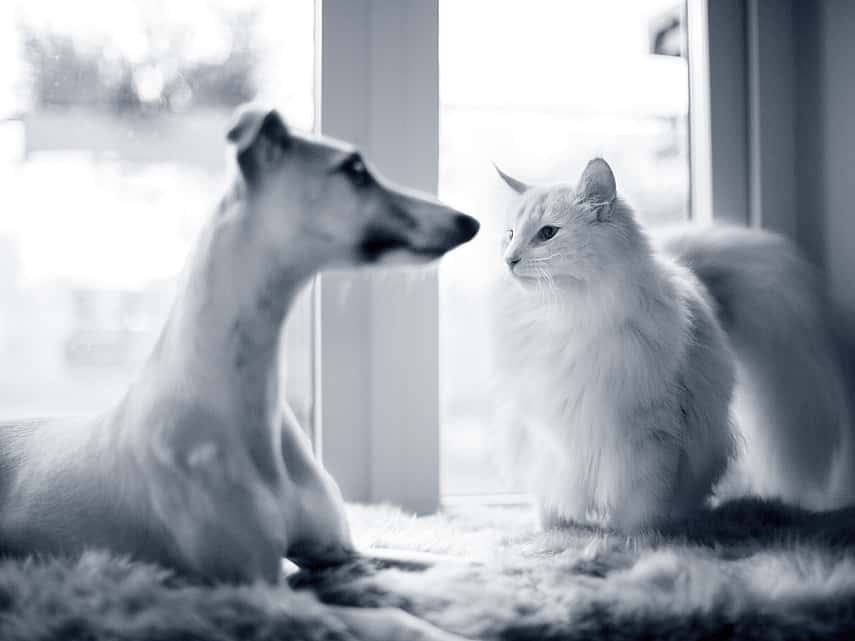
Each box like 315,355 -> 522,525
0,106 -> 478,639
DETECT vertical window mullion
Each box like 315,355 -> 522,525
687,0 -> 750,225
317,0 -> 441,514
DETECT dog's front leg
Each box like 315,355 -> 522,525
276,415 -> 475,640
278,407 -> 355,567
333,606 -> 474,641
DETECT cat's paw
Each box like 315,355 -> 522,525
606,501 -> 671,534
537,501 -> 590,530
538,510 -> 577,530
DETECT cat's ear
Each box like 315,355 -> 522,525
575,158 -> 616,220
493,163 -> 530,195
226,103 -> 292,183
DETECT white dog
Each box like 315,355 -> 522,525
0,105 -> 479,640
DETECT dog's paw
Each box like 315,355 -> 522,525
287,541 -> 358,570
335,606 -> 473,641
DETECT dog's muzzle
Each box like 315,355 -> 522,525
359,212 -> 479,262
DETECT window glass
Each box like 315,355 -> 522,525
0,0 -> 316,433
439,0 -> 689,495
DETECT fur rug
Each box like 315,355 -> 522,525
3,499 -> 855,640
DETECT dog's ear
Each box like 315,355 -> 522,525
575,158 -> 616,221
493,163 -> 530,195
226,104 -> 291,182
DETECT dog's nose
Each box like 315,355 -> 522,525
454,214 -> 480,241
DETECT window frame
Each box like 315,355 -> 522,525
687,0 -> 794,234
687,0 -> 749,225
314,0 -> 442,515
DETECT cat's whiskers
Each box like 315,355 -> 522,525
531,267 -> 547,298
527,253 -> 562,263
539,268 -> 554,301
536,266 -> 560,304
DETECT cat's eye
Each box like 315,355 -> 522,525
537,225 -> 559,242
505,229 -> 514,242
341,155 -> 371,187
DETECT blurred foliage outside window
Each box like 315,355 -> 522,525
0,1 -> 315,429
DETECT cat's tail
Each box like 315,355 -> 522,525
661,225 -> 855,510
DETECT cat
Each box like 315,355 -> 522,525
490,158 -> 855,532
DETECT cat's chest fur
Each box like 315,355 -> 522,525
497,269 -> 689,432
493,262 -> 696,514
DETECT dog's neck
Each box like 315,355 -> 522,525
138,182 -> 315,470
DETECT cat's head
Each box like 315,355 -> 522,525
495,158 -> 641,289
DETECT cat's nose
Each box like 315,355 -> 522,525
506,255 -> 521,270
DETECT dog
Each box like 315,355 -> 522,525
0,105 -> 479,640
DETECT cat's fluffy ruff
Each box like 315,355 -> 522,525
493,158 -> 855,531
493,160 -> 736,532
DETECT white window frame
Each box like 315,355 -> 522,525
688,0 -> 796,235
745,0 -> 798,238
314,0 -> 791,514
687,0 -> 749,225
314,0 -> 441,514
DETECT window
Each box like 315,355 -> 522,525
438,0 -> 690,496
0,0 -> 316,433
1,0 -> 731,514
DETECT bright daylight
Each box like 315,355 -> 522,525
1,1 -> 854,640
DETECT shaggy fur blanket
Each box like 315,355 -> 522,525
2,499 -> 855,640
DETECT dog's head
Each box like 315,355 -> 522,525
226,105 -> 479,268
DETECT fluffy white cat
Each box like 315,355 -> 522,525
491,158 -> 855,532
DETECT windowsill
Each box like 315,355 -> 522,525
442,492 -> 533,509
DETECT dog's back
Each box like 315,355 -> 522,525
660,225 -> 855,509
0,416 -> 177,565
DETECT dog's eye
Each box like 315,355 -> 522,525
343,156 -> 371,187
536,225 -> 559,242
